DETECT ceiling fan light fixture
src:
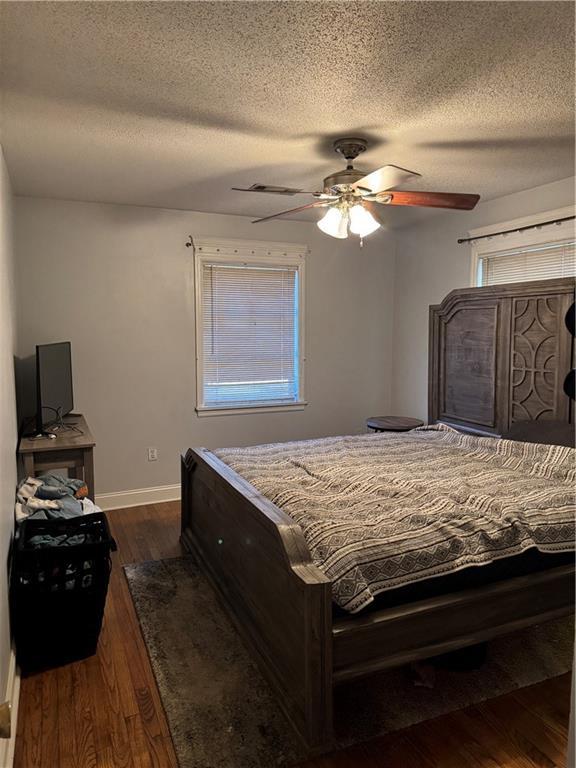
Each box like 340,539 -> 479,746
317,206 -> 348,239
349,204 -> 380,237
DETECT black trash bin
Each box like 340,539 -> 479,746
11,512 -> 117,675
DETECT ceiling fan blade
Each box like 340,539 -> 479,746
232,184 -> 315,196
352,164 -> 420,193
252,200 -> 333,224
378,190 -> 480,210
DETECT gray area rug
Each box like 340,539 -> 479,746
124,556 -> 573,768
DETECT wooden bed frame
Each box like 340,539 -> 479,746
181,278 -> 575,753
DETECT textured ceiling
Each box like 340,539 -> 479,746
0,1 -> 574,228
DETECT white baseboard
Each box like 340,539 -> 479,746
0,650 -> 20,768
96,483 -> 180,511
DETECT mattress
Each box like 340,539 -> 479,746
214,425 -> 576,614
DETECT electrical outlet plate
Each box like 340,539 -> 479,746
147,447 -> 158,462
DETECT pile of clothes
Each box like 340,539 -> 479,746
15,474 -> 102,548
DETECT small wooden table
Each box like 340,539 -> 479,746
18,414 -> 96,501
366,415 -> 424,433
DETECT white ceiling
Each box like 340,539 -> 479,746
0,1 -> 574,228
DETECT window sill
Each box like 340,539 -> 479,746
196,401 -> 308,417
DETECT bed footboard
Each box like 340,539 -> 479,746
181,448 -> 333,752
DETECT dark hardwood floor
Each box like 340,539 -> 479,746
14,502 -> 572,768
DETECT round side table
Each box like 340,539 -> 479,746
366,416 -> 424,433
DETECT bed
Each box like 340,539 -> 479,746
180,276 -> 575,752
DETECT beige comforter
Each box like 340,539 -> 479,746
215,425 -> 575,613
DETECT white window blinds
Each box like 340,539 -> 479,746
478,239 -> 576,286
194,240 -> 306,412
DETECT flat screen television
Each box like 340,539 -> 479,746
36,342 -> 74,432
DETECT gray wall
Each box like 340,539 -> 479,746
391,177 -> 576,420
14,198 -> 396,495
0,146 -> 17,698
13,179 -> 575,498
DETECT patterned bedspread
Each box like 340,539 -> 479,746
214,425 -> 576,613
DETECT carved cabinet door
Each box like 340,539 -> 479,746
507,291 -> 573,428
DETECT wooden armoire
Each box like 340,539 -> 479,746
428,277 -> 575,436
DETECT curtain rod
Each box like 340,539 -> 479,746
457,215 -> 575,244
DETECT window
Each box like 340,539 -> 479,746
476,240 -> 575,286
470,208 -> 575,287
194,238 -> 306,414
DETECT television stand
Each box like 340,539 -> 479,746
18,414 -> 96,501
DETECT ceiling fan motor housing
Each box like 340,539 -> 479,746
324,137 -> 369,193
322,168 -> 365,194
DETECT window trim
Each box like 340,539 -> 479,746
193,237 -> 307,416
468,206 -> 575,287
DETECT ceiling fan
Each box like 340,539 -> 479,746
232,137 -> 480,240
